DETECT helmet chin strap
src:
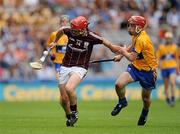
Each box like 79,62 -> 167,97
135,26 -> 142,34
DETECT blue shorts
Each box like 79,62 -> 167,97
161,68 -> 176,78
127,64 -> 157,90
55,63 -> 61,72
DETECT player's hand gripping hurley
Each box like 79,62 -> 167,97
29,42 -> 57,70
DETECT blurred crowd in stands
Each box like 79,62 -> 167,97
0,0 -> 180,80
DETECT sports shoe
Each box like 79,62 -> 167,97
170,101 -> 175,107
111,103 -> 128,116
72,111 -> 78,120
166,100 -> 175,107
137,116 -> 147,126
66,112 -> 78,127
66,119 -> 74,127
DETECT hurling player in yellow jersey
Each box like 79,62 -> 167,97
47,15 -> 69,78
46,15 -> 72,119
156,32 -> 179,107
111,16 -> 158,126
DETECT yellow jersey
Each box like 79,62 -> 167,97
156,43 -> 179,69
47,31 -> 68,64
131,31 -> 158,71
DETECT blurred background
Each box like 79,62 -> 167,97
1,1 -> 180,133
1,0 -> 180,80
0,0 -> 180,101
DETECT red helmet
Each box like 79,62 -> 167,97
128,16 -> 146,29
70,16 -> 88,30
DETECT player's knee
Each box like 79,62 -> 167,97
60,95 -> 69,105
65,84 -> 74,94
115,82 -> 124,90
170,81 -> 175,87
142,97 -> 151,104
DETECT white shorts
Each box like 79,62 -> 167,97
59,66 -> 87,84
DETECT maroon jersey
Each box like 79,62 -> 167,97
62,28 -> 103,69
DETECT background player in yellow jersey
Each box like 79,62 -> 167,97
156,31 -> 179,107
46,15 -> 72,118
47,15 -> 69,79
111,16 -> 158,126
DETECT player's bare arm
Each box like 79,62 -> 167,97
118,46 -> 137,62
102,37 -> 121,54
113,44 -> 132,62
126,44 -> 133,52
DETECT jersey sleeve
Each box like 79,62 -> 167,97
46,32 -> 55,48
175,45 -> 179,60
89,31 -> 103,45
156,46 -> 161,59
61,26 -> 71,36
93,37 -> 103,44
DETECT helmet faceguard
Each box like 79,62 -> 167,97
70,16 -> 88,36
127,16 -> 146,35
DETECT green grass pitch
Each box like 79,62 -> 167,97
0,100 -> 180,134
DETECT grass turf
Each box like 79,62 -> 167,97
0,100 -> 180,134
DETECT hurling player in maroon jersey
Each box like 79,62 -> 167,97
50,16 -> 121,127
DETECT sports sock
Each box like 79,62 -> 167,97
141,108 -> 149,117
66,114 -> 71,119
166,98 -> 171,104
70,105 -> 77,112
171,96 -> 175,102
118,97 -> 127,105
